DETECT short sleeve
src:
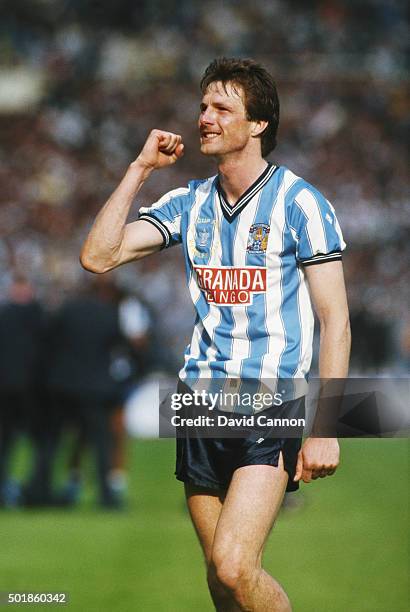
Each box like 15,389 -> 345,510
287,185 -> 346,266
138,186 -> 191,249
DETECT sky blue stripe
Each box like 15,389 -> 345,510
307,185 -> 343,252
286,179 -> 343,258
209,213 -> 241,377
183,183 -> 216,379
277,185 -> 303,380
244,169 -> 285,380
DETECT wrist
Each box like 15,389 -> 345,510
129,158 -> 155,178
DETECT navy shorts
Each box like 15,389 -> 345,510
174,383 -> 304,493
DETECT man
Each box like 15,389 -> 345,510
0,275 -> 45,506
81,58 -> 351,611
43,278 -> 125,508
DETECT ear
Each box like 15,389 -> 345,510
250,119 -> 268,138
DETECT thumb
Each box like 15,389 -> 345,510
294,451 -> 303,482
175,143 -> 184,158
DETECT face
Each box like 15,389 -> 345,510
198,81 -> 255,158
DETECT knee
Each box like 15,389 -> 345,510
207,563 -> 226,598
210,549 -> 255,594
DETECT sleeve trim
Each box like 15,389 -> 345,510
138,214 -> 171,249
299,252 -> 343,267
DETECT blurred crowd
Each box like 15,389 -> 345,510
0,274 -> 161,508
0,1 -> 409,367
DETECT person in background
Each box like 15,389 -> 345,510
59,287 -> 152,506
0,275 -> 45,507
24,276 -> 124,508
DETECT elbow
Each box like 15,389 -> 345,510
319,310 -> 351,340
79,251 -> 113,274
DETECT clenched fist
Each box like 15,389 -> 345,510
136,129 -> 184,170
294,437 -> 340,483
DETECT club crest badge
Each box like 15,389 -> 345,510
197,227 -> 210,247
247,224 -> 270,253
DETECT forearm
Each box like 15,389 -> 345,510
318,314 -> 351,379
80,161 -> 153,273
311,315 -> 351,436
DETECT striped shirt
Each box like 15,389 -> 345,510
139,163 -> 345,400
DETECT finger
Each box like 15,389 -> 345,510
167,143 -> 184,165
158,132 -> 173,151
165,136 -> 178,153
174,143 -> 184,158
160,139 -> 174,153
161,133 -> 180,154
302,469 -> 312,483
293,451 -> 303,482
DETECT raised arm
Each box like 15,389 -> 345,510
80,130 -> 184,273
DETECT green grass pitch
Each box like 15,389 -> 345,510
0,438 -> 408,611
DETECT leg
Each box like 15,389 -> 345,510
211,453 -> 291,611
111,406 -> 126,471
56,419 -> 87,507
24,391 -> 63,505
185,483 -> 240,611
108,406 -> 128,496
82,397 -> 117,506
0,392 -> 17,501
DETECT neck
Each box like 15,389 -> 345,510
217,153 -> 268,205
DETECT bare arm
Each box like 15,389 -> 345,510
80,130 -> 184,273
294,260 -> 351,483
306,260 -> 351,379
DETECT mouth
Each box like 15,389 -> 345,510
200,132 -> 221,141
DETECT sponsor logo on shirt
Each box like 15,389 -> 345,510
197,217 -> 214,224
194,266 -> 267,306
247,223 -> 270,253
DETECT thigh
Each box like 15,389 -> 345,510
185,483 -> 225,564
212,452 -> 289,566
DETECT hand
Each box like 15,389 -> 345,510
294,437 -> 339,483
135,129 -> 184,170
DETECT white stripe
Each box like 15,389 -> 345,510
294,267 -> 314,378
139,187 -> 190,238
201,191 -> 224,369
162,213 -> 182,242
295,188 -> 327,256
260,169 -> 298,381
302,253 -> 342,264
179,321 -> 203,381
139,186 -> 190,213
326,200 -> 347,251
223,192 -> 262,378
181,180 -> 215,374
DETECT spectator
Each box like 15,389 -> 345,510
0,0 -> 407,372
0,275 -> 45,507
24,277 -> 125,508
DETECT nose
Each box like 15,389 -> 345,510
199,107 -> 215,126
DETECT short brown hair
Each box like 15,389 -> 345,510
200,57 -> 280,157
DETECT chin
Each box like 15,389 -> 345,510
200,143 -> 220,156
